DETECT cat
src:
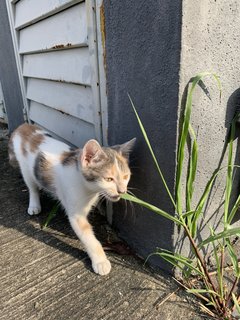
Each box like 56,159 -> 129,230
8,123 -> 135,276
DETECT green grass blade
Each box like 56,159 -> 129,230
153,248 -> 201,277
228,193 -> 240,225
191,168 -> 220,237
176,72 -> 221,216
226,114 -> 240,225
209,227 -> 224,299
224,115 -> 236,226
182,210 -> 195,219
186,124 -> 198,232
186,124 -> 198,213
154,253 -> 185,272
158,251 -> 203,276
199,227 -> 240,247
187,288 -> 221,298
226,239 -> 240,277
128,94 -> 176,209
121,193 -> 182,225
232,293 -> 240,315
42,203 -> 59,228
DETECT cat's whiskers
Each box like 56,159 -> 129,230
127,186 -> 142,194
127,189 -> 137,197
97,192 -> 107,206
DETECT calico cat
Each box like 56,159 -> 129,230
9,123 -> 135,275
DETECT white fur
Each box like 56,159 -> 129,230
12,131 -> 112,275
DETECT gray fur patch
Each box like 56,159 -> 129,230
61,150 -> 79,168
34,152 -> 54,192
81,148 -> 118,182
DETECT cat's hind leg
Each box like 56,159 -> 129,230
20,165 -> 41,215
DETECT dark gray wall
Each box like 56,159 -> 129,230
104,0 -> 182,271
0,0 -> 24,132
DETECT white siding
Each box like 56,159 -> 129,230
7,0 -> 104,146
26,79 -> 94,123
15,0 -> 84,29
23,48 -> 91,85
19,3 -> 87,54
29,101 -> 95,147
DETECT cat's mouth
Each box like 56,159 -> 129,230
106,194 -> 120,202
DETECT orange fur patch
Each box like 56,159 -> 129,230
15,123 -> 45,156
116,153 -> 129,173
95,245 -> 105,256
77,218 -> 92,234
8,131 -> 18,167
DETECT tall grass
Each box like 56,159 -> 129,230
122,73 -> 240,319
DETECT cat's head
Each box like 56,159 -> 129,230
81,139 -> 136,201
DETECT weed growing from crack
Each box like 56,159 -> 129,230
122,73 -> 240,319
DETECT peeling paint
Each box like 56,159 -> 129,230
51,43 -> 72,49
48,78 -> 90,87
58,109 -> 70,116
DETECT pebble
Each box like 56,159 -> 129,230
123,301 -> 129,307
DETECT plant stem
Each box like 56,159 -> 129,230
226,276 -> 239,308
220,245 -> 225,307
183,222 -> 223,311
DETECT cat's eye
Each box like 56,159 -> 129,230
123,175 -> 129,180
104,177 -> 114,182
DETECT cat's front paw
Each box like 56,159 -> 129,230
92,259 -> 111,276
28,206 -> 41,215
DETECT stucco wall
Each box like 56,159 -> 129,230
104,0 -> 182,270
104,0 -> 240,272
175,0 -> 240,255
0,1 -> 24,132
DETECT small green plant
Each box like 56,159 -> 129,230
122,73 -> 240,319
42,203 -> 60,229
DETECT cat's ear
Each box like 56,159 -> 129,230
112,138 -> 136,159
81,139 -> 106,167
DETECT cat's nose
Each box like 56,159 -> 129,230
117,187 -> 126,194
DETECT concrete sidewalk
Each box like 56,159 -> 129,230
0,130 -> 207,320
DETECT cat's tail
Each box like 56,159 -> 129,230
8,133 -> 18,168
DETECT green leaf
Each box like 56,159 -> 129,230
187,288 -> 221,298
186,124 -> 198,213
176,72 -> 221,216
209,226 -> 224,298
191,168 -> 220,237
121,193 -> 182,225
128,94 -> 176,209
146,250 -> 192,278
42,203 -> 59,228
158,251 -> 203,276
199,227 -> 240,247
228,193 -> 240,225
186,125 -> 198,232
226,239 -> 240,277
182,210 -> 195,219
224,115 -> 236,225
226,114 -> 240,224
232,293 -> 240,315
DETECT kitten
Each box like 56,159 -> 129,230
9,123 -> 135,276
